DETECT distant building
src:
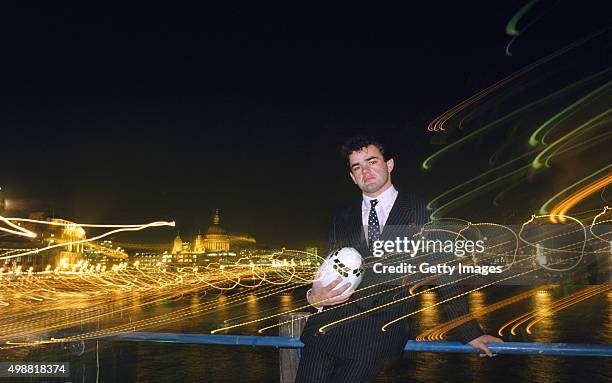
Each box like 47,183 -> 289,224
131,251 -> 165,270
83,239 -> 127,270
170,209 -> 256,266
172,234 -> 184,254
201,209 -> 230,252
0,213 -> 87,271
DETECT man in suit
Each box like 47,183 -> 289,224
296,136 -> 502,382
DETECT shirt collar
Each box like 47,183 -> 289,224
361,185 -> 398,211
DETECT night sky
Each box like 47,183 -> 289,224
1,2 -> 609,247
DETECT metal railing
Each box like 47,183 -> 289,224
107,332 -> 612,357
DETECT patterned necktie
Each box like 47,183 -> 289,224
367,199 -> 381,254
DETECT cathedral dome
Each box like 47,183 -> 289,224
206,208 -> 226,235
206,225 -> 226,235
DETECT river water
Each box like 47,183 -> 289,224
11,285 -> 612,382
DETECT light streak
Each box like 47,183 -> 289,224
523,285 -> 612,334
499,285 -> 612,336
518,213 -> 587,272
417,285 -> 554,341
505,0 -> 549,56
506,0 -> 539,37
0,217 -> 175,261
539,166 -> 612,215
0,247 -> 321,347
589,206 -> 612,243
420,68 -> 611,219
425,32 -> 605,135
528,81 -> 612,147
549,173 -> 612,222
532,108 -> 612,169
0,216 -> 37,238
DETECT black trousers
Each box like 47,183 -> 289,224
295,344 -> 389,383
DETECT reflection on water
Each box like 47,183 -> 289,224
420,291 -> 440,325
5,287 -> 611,382
469,290 -> 485,316
530,290 -> 556,341
526,291 -> 557,383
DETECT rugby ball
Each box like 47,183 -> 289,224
315,247 -> 364,292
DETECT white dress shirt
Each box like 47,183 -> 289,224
361,185 -> 398,251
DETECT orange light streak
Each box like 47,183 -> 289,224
549,173 -> 612,223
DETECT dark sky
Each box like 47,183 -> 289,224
1,2 -> 609,247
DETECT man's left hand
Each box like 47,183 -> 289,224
467,335 -> 504,357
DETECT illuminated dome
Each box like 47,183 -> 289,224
206,209 -> 226,235
203,209 -> 230,252
171,208 -> 255,255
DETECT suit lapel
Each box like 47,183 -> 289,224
348,200 -> 366,246
345,192 -> 424,257
380,192 -> 414,240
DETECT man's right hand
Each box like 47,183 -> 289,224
308,276 -> 353,307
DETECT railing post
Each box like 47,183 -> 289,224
279,312 -> 309,383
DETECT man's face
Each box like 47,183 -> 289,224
348,145 -> 394,197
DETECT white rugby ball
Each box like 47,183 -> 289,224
315,247 -> 364,292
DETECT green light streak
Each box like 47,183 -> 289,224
431,128 -> 611,217
506,0 -> 539,36
532,108 -> 612,168
528,80 -> 612,146
505,0 -> 539,56
427,118 -> 612,218
545,121 -> 612,167
427,148 -> 539,210
538,165 -> 612,214
422,69 -> 610,171
422,100 -> 541,171
425,34 -> 604,148
430,165 -> 532,219
505,36 -> 519,57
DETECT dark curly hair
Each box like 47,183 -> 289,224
340,136 -> 390,165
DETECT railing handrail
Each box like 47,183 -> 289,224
105,332 -> 612,357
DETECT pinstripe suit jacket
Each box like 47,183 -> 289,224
300,191 -> 483,360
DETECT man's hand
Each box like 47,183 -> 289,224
468,335 -> 504,357
308,277 -> 353,307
